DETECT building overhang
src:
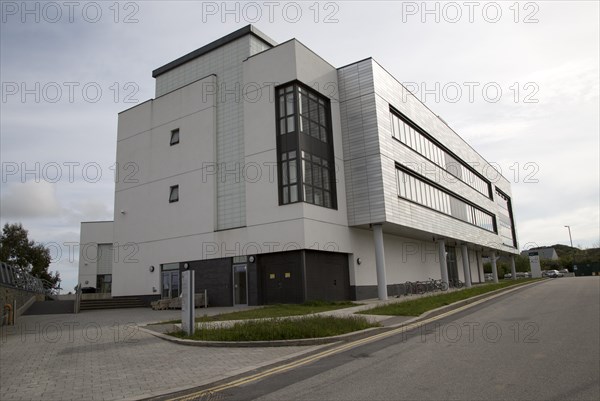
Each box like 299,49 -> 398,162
353,222 -> 519,255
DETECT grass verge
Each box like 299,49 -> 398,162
358,279 -> 542,317
170,315 -> 379,341
152,300 -> 360,325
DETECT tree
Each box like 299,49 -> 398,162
0,223 -> 60,287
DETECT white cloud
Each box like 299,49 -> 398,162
0,181 -> 61,218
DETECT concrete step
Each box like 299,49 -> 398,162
79,297 -> 146,310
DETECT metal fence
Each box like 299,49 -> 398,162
0,262 -> 59,296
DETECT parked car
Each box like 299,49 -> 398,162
546,270 -> 564,278
504,273 -> 512,279
559,269 -> 569,274
485,273 -> 494,281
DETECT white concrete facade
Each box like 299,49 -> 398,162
78,26 -> 519,302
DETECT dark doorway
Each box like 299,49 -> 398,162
233,264 -> 248,305
305,251 -> 350,301
258,251 -> 303,304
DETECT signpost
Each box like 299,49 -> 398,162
181,270 -> 195,335
529,251 -> 542,278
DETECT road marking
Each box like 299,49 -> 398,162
167,283 -> 537,401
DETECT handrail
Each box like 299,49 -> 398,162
0,262 -> 60,295
74,284 -> 82,314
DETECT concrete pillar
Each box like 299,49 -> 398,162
373,224 -> 388,300
491,252 -> 499,283
510,255 -> 517,280
461,244 -> 472,288
477,251 -> 484,283
438,239 -> 449,286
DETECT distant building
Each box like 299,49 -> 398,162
521,247 -> 559,261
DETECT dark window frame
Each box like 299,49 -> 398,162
169,185 -> 179,203
170,128 -> 180,146
275,81 -> 337,210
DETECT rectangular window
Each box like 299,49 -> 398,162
169,185 -> 179,203
170,129 -> 180,146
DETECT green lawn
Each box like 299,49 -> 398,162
154,300 -> 360,324
358,279 -> 541,317
170,315 -> 379,341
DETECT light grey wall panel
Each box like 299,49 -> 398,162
154,35 -> 272,231
370,60 -> 518,253
338,60 -> 386,226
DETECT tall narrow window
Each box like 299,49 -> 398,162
495,188 -> 517,247
170,128 -> 180,146
169,185 -> 179,203
276,82 -> 336,209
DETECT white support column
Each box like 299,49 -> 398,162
438,239 -> 449,286
477,251 -> 484,283
461,244 -> 472,288
491,252 -> 499,283
510,255 -> 517,280
373,224 -> 388,300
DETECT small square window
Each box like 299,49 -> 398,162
170,129 -> 180,146
169,185 -> 179,203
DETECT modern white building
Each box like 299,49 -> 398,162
78,25 -> 519,306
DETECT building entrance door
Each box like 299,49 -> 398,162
161,271 -> 180,299
233,264 -> 248,305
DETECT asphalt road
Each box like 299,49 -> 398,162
217,277 -> 600,401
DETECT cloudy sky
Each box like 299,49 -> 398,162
1,1 -> 598,291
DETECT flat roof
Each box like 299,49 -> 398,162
152,25 -> 277,78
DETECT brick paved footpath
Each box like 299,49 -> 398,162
0,307 -> 324,401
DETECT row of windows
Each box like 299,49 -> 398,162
390,109 -> 491,198
396,168 -> 495,232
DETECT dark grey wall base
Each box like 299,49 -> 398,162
350,284 -> 411,300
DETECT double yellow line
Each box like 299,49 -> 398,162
168,282 -> 535,401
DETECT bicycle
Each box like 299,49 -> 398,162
428,277 -> 449,291
449,279 -> 464,288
